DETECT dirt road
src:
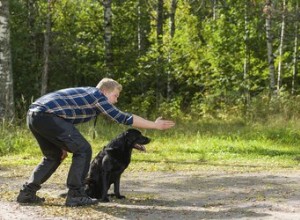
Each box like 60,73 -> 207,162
0,167 -> 300,219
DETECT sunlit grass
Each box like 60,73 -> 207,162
1,117 -> 300,172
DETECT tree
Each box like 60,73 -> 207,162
263,0 -> 276,95
41,0 -> 52,95
156,0 -> 164,108
0,0 -> 14,119
103,0 -> 113,76
276,0 -> 286,94
243,0 -> 250,108
167,0 -> 177,100
292,0 -> 299,94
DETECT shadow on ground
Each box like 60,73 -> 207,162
0,166 -> 300,219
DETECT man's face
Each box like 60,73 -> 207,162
103,88 -> 120,104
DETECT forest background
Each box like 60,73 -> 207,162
1,3 -> 300,216
1,3 -> 300,218
0,0 -> 299,122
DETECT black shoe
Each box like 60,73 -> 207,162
17,189 -> 45,204
65,189 -> 98,207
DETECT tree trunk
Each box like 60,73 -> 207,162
276,0 -> 286,94
292,1 -> 299,95
212,0 -> 217,20
0,0 -> 14,119
137,0 -> 144,56
243,0 -> 250,108
27,0 -> 37,52
156,0 -> 164,108
264,0 -> 276,95
41,0 -> 51,96
103,0 -> 113,76
167,0 -> 177,100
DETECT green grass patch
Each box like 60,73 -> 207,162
1,117 -> 300,172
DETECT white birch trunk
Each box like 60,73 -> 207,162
137,0 -> 142,56
243,0 -> 250,107
156,0 -> 164,108
292,1 -> 299,95
213,0 -> 217,20
276,0 -> 286,94
264,1 -> 276,95
0,0 -> 14,119
167,0 -> 177,100
41,0 -> 51,96
103,0 -> 113,76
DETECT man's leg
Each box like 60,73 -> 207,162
17,112 -> 96,206
26,128 -> 63,189
17,131 -> 62,203
51,121 -> 96,206
26,112 -> 96,206
17,113 -> 62,203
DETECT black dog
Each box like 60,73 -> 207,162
85,129 -> 151,202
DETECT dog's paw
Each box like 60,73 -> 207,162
100,197 -> 110,203
116,195 -> 126,199
109,193 -> 126,199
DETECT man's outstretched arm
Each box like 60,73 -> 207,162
132,115 -> 175,130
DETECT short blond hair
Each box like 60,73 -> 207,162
96,78 -> 122,92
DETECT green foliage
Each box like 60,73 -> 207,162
8,0 -> 300,120
0,120 -> 34,156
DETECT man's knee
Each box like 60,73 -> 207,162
74,141 -> 92,157
82,142 -> 92,157
43,154 -> 62,165
43,149 -> 62,162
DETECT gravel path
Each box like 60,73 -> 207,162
0,167 -> 300,219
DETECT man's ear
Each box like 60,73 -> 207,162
100,89 -> 108,96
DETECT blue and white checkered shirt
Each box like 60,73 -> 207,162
29,87 -> 133,125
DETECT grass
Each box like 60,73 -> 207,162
1,117 -> 300,172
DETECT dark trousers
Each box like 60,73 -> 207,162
24,111 -> 92,192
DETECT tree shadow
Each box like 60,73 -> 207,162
89,172 -> 300,219
91,197 -> 271,219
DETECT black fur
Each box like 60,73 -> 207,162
85,129 -> 151,202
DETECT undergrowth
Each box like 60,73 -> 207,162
1,116 -> 300,171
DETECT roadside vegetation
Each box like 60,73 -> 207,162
1,114 -> 300,173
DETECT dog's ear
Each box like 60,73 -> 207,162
105,134 -> 127,156
125,129 -> 141,146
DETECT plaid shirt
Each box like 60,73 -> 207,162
29,87 -> 133,125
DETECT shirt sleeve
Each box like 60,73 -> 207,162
96,99 -> 133,125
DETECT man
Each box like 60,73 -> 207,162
16,78 -> 175,206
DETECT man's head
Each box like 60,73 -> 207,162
96,78 -> 122,104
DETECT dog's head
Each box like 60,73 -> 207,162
124,129 -> 151,152
105,129 -> 151,158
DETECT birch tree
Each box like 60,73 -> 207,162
292,0 -> 299,94
137,0 -> 146,56
156,0 -> 164,108
0,0 -> 14,119
167,0 -> 177,100
41,0 -> 51,95
243,0 -> 250,107
276,0 -> 286,94
103,0 -> 113,76
263,0 -> 276,95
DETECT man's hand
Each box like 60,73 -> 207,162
61,150 -> 68,161
154,116 -> 175,130
132,114 -> 175,130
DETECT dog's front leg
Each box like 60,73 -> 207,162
101,156 -> 112,202
114,175 -> 125,199
101,170 -> 111,202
